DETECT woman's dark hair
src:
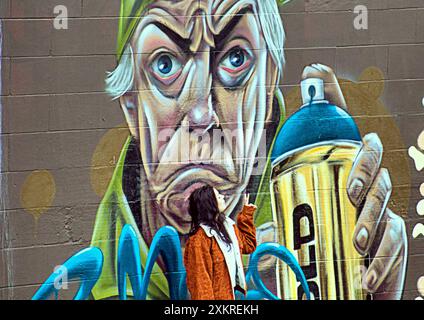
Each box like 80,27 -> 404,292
188,185 -> 232,247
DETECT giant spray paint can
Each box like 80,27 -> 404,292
270,78 -> 366,300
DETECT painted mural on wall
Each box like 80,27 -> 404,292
6,0 -> 422,300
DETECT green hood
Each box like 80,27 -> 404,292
90,137 -> 169,300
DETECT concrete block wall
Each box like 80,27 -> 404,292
0,0 -> 423,300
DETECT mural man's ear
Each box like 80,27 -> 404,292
120,92 -> 139,141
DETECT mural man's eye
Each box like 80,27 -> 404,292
158,55 -> 173,74
151,53 -> 182,84
217,47 -> 253,87
229,49 -> 245,68
219,47 -> 251,74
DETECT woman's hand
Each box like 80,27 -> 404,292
244,193 -> 257,210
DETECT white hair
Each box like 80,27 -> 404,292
105,45 -> 135,100
105,0 -> 286,100
257,0 -> 286,79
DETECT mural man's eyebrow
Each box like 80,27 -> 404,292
152,22 -> 191,52
214,7 -> 250,48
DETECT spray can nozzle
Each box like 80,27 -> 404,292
301,78 -> 325,105
308,85 -> 316,101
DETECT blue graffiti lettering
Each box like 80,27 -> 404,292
33,225 -> 308,300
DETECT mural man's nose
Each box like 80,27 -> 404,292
186,93 -> 219,133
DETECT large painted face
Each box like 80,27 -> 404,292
123,0 -> 278,232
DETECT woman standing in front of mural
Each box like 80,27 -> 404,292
184,186 -> 257,300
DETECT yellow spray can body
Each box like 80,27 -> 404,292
270,79 -> 366,300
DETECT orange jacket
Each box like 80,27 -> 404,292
183,205 -> 257,300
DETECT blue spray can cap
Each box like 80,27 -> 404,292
271,78 -> 361,165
